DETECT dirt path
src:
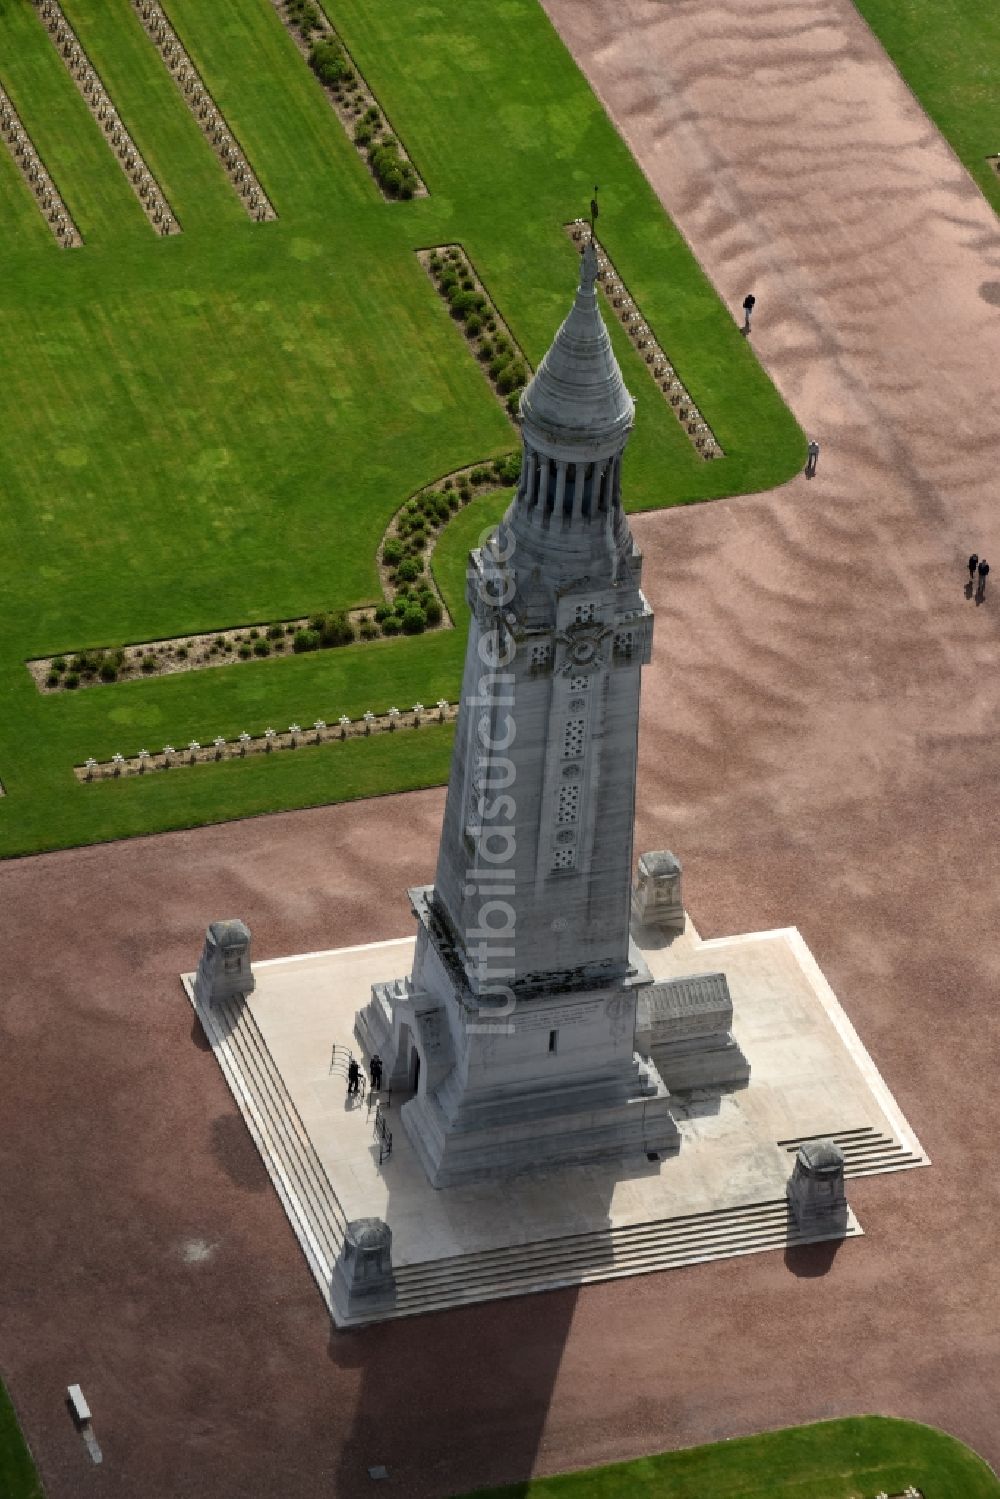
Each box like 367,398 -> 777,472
4,0 -> 1000,1494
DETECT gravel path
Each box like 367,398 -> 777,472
4,0 -> 1000,1494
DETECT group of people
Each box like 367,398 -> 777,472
968,554 -> 990,600
346,1052 -> 384,1097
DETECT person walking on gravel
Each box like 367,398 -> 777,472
805,440 -> 820,477
742,293 -> 755,334
968,553 -> 979,586
977,558 -> 990,600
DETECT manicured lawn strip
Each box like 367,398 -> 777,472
851,0 -> 1000,218
0,0 -> 807,859
12,718 -> 457,854
459,1416 -> 1000,1499
58,0 -> 247,235
0,227 -> 509,646
163,0 -> 375,214
0,1381 -> 43,1499
1,0 -> 151,242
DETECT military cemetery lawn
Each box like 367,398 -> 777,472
0,1381 -> 42,1499
0,0 -> 804,859
851,0 -> 1000,219
461,1417 -> 1000,1499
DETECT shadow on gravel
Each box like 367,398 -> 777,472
210,1112 -> 269,1193
191,1012 -> 211,1051
328,1286 -> 581,1495
784,1237 -> 843,1278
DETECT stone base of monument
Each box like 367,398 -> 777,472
182,917 -> 928,1328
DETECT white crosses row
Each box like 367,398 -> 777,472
34,0 -> 179,236
130,0 -> 275,222
569,220 -> 722,460
80,701 -> 453,779
0,83 -> 81,247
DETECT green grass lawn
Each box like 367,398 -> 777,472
0,1381 -> 42,1499
0,0 -> 805,859
851,0 -> 1000,219
460,1417 -> 1000,1499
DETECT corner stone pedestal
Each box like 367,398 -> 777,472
193,919 -> 255,1007
331,1218 -> 396,1318
786,1139 -> 849,1236
631,851 -> 685,934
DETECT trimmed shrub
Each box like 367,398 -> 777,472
293,628 -> 320,653
65,672 -> 80,689
507,391 -> 521,418
253,639 -> 271,657
494,452 -> 522,484
318,612 -> 355,648
176,645 -> 188,660
401,603 -> 427,634
52,657 -> 66,673
424,598 -> 443,626
396,557 -> 422,584
465,313 -> 482,338
249,628 -> 260,640
46,670 -> 60,688
238,643 -> 252,659
470,467 -> 489,484
497,366 -> 520,394
141,655 -> 157,674
354,122 -> 374,148
381,614 -> 401,636
267,624 -> 284,640
374,603 -> 393,623
99,661 -> 118,683
309,37 -> 351,88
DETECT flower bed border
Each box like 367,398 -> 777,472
565,222 -> 723,460
130,0 -> 276,222
33,0 -> 180,236
269,0 -> 425,201
75,700 -> 459,782
0,82 -> 82,247
418,243 -> 531,422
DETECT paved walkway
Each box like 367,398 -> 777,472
4,0 -> 1000,1494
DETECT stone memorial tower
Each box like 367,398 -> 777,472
356,238 -> 679,1186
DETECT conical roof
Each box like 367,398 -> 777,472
519,240 -> 634,448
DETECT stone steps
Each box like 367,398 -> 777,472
388,1197 -> 860,1317
778,1126 -> 924,1177
187,983 -> 347,1310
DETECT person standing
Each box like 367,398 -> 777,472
977,558 -> 990,599
742,293 -> 756,333
347,1057 -> 361,1096
968,553 -> 979,586
805,440 -> 820,477
370,1054 -> 383,1092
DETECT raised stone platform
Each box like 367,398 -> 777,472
182,918 -> 928,1326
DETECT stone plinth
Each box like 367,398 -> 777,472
786,1139 -> 848,1235
631,850 -> 684,934
331,1217 -> 396,1317
636,971 -> 750,1092
193,919 -> 254,1007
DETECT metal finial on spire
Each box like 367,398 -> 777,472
589,185 -> 599,243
